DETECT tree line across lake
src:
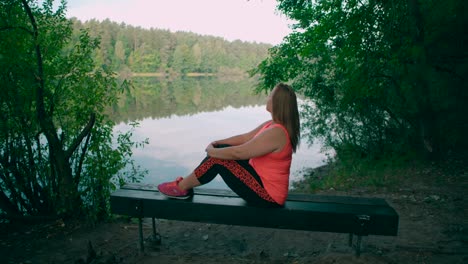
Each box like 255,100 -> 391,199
71,18 -> 272,77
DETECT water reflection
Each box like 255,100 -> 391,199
111,77 -> 327,189
110,77 -> 265,123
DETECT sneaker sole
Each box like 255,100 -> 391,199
158,190 -> 194,200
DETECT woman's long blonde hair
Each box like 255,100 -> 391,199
272,83 -> 300,152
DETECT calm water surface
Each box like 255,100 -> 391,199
112,77 -> 328,189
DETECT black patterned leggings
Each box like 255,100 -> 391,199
194,145 -> 281,208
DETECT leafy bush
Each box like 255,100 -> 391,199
0,0 -> 147,221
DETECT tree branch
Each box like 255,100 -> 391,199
74,128 -> 93,186
65,113 -> 96,160
20,0 -> 61,148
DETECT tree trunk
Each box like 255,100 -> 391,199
0,190 -> 21,216
21,0 -> 93,217
408,0 -> 439,158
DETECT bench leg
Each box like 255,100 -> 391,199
352,214 -> 370,257
137,217 -> 161,253
151,217 -> 162,245
138,217 -> 144,252
348,233 -> 362,257
355,235 -> 362,257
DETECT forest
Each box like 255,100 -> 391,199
253,0 -> 467,164
70,18 -> 272,76
1,0 -> 467,222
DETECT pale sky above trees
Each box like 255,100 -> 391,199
66,0 -> 292,45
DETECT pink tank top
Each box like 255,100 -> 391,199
249,121 -> 292,205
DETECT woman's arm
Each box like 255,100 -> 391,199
211,120 -> 271,146
206,125 -> 287,160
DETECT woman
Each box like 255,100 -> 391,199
158,83 -> 300,207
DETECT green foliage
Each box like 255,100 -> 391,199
323,152 -> 416,190
253,0 -> 468,164
69,18 -> 272,76
0,0 -> 146,220
79,121 -> 147,222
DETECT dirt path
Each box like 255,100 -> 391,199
1,169 -> 467,264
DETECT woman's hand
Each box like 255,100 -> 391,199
205,143 -> 215,156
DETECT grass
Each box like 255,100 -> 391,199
291,150 -> 466,193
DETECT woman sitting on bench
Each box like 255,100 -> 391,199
158,83 -> 300,208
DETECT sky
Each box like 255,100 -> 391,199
65,0 -> 293,45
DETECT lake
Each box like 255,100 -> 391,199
110,77 -> 328,189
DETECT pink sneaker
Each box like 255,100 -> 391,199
157,177 -> 194,199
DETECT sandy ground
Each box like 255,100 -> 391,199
1,167 -> 467,264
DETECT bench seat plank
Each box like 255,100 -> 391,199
121,183 -> 390,206
110,184 -> 398,236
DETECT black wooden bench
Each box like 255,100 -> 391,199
110,183 -> 399,256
